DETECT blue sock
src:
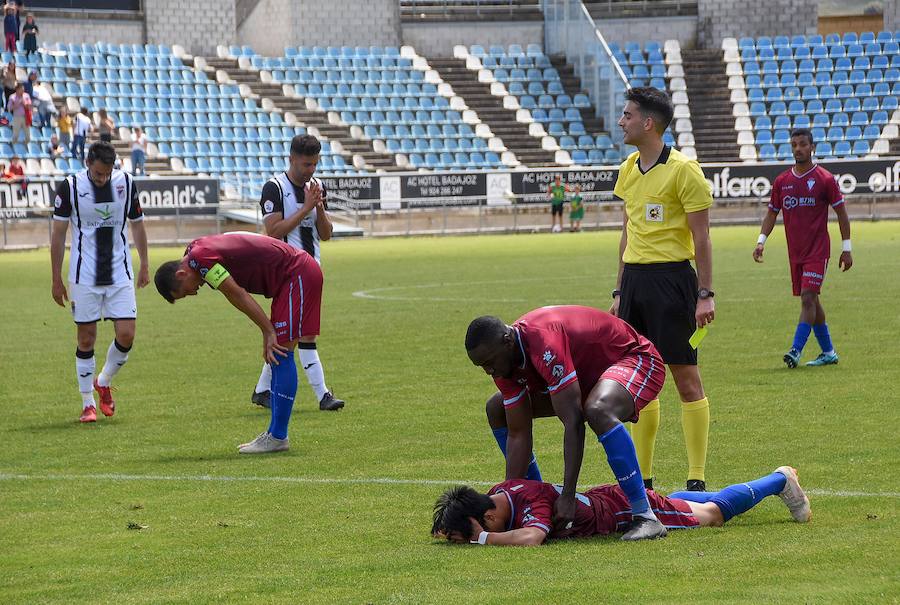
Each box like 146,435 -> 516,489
668,490 -> 717,503
491,427 -> 542,481
813,323 -> 834,354
598,424 -> 652,518
267,351 -> 298,440
792,322 -> 812,353
708,472 -> 787,523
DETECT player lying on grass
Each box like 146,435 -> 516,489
466,306 -> 669,541
432,466 -> 810,546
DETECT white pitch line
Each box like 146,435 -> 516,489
1,472 -> 898,499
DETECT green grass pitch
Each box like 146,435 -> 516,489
1,222 -> 898,603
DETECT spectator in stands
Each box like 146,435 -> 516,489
7,82 -> 31,145
47,133 -> 65,159
31,76 -> 53,130
3,4 -> 16,53
2,154 -> 26,191
20,13 -> 36,57
57,107 -> 72,150
23,70 -> 35,97
98,108 -> 114,143
2,60 -> 16,107
130,126 -> 147,175
72,106 -> 92,160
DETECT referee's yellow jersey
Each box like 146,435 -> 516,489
614,146 -> 713,264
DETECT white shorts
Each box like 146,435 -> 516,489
70,281 -> 137,324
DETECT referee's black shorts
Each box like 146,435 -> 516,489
619,260 -> 698,366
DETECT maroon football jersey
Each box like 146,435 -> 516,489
488,480 -> 622,538
488,479 -> 699,539
769,165 -> 844,263
492,306 -> 659,408
183,231 -> 313,298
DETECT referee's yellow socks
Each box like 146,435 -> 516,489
681,397 -> 710,482
630,399 -> 660,481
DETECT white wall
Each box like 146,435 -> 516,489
293,0 -> 401,47
697,0 -> 818,48
595,16 -> 696,48
237,0 -> 292,56
38,16 -> 144,47
145,0 -> 236,56
885,0 -> 900,32
402,20 -> 543,57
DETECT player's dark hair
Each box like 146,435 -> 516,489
465,316 -> 507,351
432,485 -> 496,541
625,86 -> 674,133
790,128 -> 815,145
87,141 -> 117,166
290,134 -> 321,157
154,260 -> 181,304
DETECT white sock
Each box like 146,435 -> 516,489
299,346 -> 328,401
75,350 -> 95,407
98,340 -> 130,387
255,362 -> 272,394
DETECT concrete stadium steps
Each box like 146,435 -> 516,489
681,49 -> 740,163
199,56 -> 401,172
427,57 -> 557,167
891,137 -> 900,156
548,56 -> 607,133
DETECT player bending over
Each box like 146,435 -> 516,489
467,306 -> 668,541
753,128 -> 852,369
154,232 -> 325,454
432,466 -> 810,546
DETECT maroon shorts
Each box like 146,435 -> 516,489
270,261 -> 323,344
600,352 -> 665,422
790,259 -> 827,296
587,485 -> 699,534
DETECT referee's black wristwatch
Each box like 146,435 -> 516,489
612,289 -> 621,299
697,288 -> 715,299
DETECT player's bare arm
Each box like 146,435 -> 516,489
753,209 -> 779,263
263,184 -> 321,240
216,276 -> 289,364
50,218 -> 69,306
687,209 -> 715,327
315,202 -> 334,241
550,382 -> 586,532
445,518 -> 546,547
610,209 -> 628,316
504,402 -> 536,480
130,219 -> 150,288
834,203 -> 853,272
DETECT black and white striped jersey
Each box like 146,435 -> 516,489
259,173 -> 327,265
53,170 -> 143,286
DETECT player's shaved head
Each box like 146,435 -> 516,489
465,316 -> 507,351
432,485 -> 495,541
154,261 -> 181,303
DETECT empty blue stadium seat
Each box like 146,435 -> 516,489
759,144 -> 777,160
851,140 -> 870,155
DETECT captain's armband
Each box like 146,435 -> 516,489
204,263 -> 230,289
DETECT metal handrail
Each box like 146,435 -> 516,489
577,0 -> 631,89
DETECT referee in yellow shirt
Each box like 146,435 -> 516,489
610,87 -> 715,492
